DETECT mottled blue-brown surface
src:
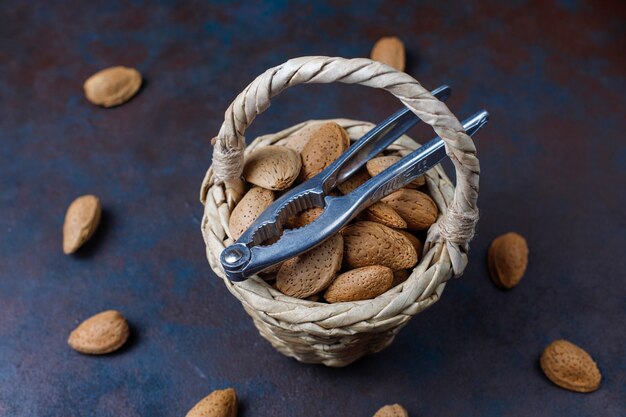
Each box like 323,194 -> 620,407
1,1 -> 625,416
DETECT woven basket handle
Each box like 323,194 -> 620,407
210,56 -> 480,275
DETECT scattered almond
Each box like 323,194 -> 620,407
382,189 -> 438,230
361,202 -> 407,229
540,340 -> 601,393
370,36 -> 405,72
83,66 -> 142,107
63,194 -> 102,254
276,234 -> 343,298
243,145 -> 302,190
342,221 -> 417,270
366,155 -> 425,188
324,265 -> 393,303
373,403 -> 409,417
299,122 -> 350,181
185,387 -> 237,417
285,207 -> 324,229
488,232 -> 528,289
67,310 -> 129,355
228,187 -> 274,240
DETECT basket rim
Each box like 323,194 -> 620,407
201,118 -> 457,336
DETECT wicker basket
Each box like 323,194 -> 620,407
200,56 -> 479,367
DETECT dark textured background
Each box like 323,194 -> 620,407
1,1 -> 625,416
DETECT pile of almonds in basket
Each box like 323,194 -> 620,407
228,121 -> 436,303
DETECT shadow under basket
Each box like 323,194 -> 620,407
200,56 -> 480,367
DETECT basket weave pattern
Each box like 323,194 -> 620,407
200,57 -> 480,366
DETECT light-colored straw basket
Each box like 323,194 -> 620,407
200,56 -> 479,367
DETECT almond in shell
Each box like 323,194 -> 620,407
361,202 -> 407,229
63,194 -> 102,254
185,387 -> 237,417
228,187 -> 274,240
373,404 -> 409,417
336,169 -> 406,228
285,207 -> 324,229
396,230 -> 423,259
540,340 -> 601,393
342,221 -> 417,270
284,124 -> 318,153
261,207 -> 324,278
337,168 -> 370,195
382,189 -> 438,230
243,145 -> 302,190
324,265 -> 393,303
370,36 -> 406,71
67,310 -> 129,355
83,66 -> 142,107
299,122 -> 350,181
276,234 -> 343,298
366,155 -> 425,188
488,232 -> 528,289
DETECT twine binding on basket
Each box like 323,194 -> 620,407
200,56 -> 480,366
